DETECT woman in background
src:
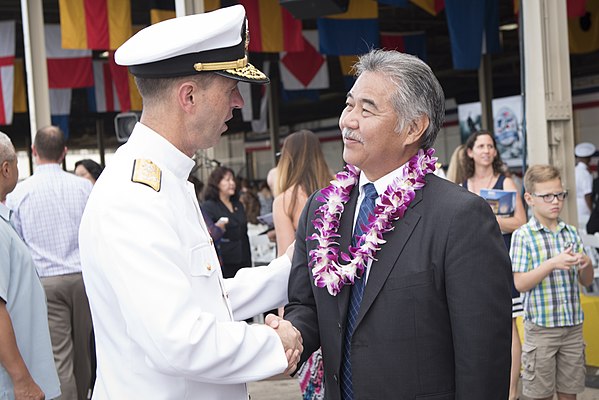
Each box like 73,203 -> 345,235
74,159 -> 103,184
445,144 -> 466,184
273,130 -> 332,400
463,130 -> 526,400
202,166 -> 251,279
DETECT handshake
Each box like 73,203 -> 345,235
265,314 -> 303,375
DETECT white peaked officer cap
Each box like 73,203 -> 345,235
575,142 -> 596,158
115,4 -> 269,84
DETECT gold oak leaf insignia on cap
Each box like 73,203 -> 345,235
131,159 -> 162,192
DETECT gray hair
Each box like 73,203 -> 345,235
354,49 -> 445,149
0,132 -> 16,164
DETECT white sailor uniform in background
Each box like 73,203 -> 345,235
79,123 -> 290,400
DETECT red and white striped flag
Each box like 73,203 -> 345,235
92,60 -> 121,112
45,25 -> 94,89
0,21 -> 16,125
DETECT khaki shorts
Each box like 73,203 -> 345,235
521,321 -> 586,399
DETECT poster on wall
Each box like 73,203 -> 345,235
457,102 -> 482,142
457,95 -> 523,168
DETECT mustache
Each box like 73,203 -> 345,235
342,128 -> 362,142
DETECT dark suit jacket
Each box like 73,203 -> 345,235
285,174 -> 512,400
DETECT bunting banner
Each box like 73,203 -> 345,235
339,55 -> 360,90
204,0 -> 222,12
150,0 -> 176,24
59,0 -> 132,50
567,0 -> 588,17
318,0 -> 379,56
568,0 -> 599,54
50,89 -> 72,138
445,0 -> 500,70
90,60 -> 121,113
46,25 -> 94,88
380,32 -> 427,61
239,0 -> 303,53
280,31 -> 329,90
410,0 -> 445,16
13,58 -> 27,114
0,21 -> 15,126
239,61 -> 269,132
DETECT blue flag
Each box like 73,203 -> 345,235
445,0 -> 500,70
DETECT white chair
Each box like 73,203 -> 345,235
248,233 -> 276,267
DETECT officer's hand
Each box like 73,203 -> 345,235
265,314 -> 303,375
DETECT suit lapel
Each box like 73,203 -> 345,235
336,186 -> 359,322
354,188 -> 424,329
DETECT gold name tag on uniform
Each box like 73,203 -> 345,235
131,159 -> 162,192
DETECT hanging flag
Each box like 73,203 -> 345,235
49,89 -> 71,138
0,21 -> 15,126
410,0 -> 445,16
379,0 -> 409,6
318,0 -> 379,56
568,0 -> 588,17
58,0 -> 132,50
46,25 -> 94,89
205,0 -> 222,12
445,0 -> 500,70
280,31 -> 329,90
569,0 -> 599,54
339,55 -> 360,90
150,0 -> 176,24
239,0 -> 303,53
90,60 -> 121,113
239,62 -> 269,132
380,32 -> 427,61
13,58 -> 27,114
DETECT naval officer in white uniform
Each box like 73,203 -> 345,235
78,5 -> 302,400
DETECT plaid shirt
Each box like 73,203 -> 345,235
510,217 -> 585,328
6,164 -> 92,277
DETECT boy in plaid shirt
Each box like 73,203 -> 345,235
510,164 -> 594,400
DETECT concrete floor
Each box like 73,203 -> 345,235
248,373 -> 599,400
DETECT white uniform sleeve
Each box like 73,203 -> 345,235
225,255 -> 291,320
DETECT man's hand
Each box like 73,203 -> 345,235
265,314 -> 303,375
13,376 -> 45,400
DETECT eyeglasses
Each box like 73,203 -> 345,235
532,192 -> 568,203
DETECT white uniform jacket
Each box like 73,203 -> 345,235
79,123 -> 290,400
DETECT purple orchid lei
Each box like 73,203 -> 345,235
308,148 -> 437,296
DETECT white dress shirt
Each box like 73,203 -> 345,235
355,164 -> 407,282
575,161 -> 593,227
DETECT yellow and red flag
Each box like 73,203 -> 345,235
59,0 -> 132,50
410,0 -> 445,16
239,0 -> 303,53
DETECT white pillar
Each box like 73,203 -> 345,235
522,0 -> 577,225
20,0 -> 51,145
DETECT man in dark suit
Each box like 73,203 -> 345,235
277,50 -> 512,399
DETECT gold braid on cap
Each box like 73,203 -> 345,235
225,63 -> 267,81
194,56 -> 248,72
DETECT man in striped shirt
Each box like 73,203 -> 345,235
6,126 -> 93,400
511,164 -> 594,400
